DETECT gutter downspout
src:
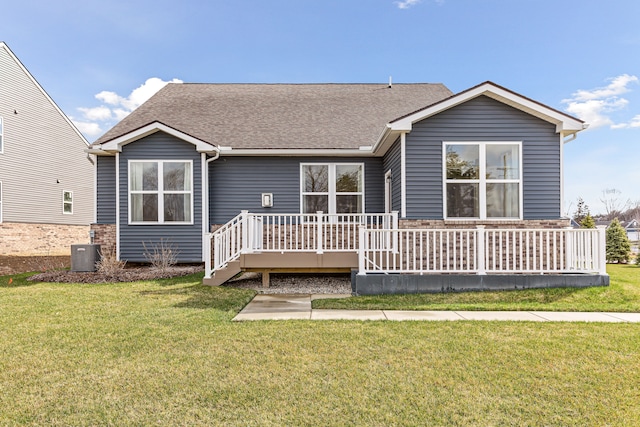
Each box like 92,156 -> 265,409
202,150 -> 220,265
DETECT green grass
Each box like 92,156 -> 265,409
0,270 -> 639,425
313,264 -> 640,312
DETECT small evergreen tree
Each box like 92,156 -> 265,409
573,197 -> 590,225
606,218 -> 631,263
581,214 -> 596,229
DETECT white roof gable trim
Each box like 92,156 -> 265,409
388,82 -> 587,137
92,122 -> 218,154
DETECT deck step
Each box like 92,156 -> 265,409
203,260 -> 242,286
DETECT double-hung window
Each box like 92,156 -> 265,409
63,191 -> 73,214
301,163 -> 364,214
444,142 -> 521,219
129,160 -> 193,224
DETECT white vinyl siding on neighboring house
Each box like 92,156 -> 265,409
0,43 -> 93,226
128,160 -> 193,224
63,190 -> 73,214
444,141 -> 522,219
300,163 -> 364,214
0,116 -> 4,153
0,181 -> 3,222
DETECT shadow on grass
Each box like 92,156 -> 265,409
140,284 -> 256,311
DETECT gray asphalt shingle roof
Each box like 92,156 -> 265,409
93,83 -> 453,149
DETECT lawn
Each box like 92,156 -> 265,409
1,270 -> 639,425
314,264 -> 640,312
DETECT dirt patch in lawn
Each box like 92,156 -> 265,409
0,255 -> 70,275
1,255 -> 203,283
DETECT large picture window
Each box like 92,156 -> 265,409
444,142 -> 521,219
301,163 -> 363,214
129,160 -> 193,224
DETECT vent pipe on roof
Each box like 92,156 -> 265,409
388,76 -> 392,88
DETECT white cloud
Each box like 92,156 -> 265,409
72,119 -> 103,138
76,77 -> 182,141
396,0 -> 421,9
566,74 -> 638,102
78,105 -> 112,121
95,90 -> 123,106
612,114 -> 640,129
562,74 -> 639,130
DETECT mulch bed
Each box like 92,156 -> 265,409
27,266 -> 203,284
1,255 -> 203,283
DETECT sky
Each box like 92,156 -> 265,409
2,0 -> 639,216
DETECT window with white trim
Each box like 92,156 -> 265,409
63,190 -> 73,214
0,116 -> 4,153
129,160 -> 193,224
444,142 -> 521,219
301,163 -> 364,214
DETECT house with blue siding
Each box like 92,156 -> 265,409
89,81 -> 609,293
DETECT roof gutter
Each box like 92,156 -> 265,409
217,147 -> 375,157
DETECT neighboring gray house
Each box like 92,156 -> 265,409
0,42 -> 93,256
89,81 -> 608,293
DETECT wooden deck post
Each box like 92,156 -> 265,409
476,225 -> 486,275
316,211 -> 324,254
564,226 -> 574,271
241,210 -> 249,254
597,225 -> 607,275
358,225 -> 366,275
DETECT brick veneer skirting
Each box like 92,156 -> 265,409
0,222 -> 91,256
90,224 -> 117,254
399,218 -> 571,229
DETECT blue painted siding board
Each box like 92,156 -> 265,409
119,133 -> 203,262
405,95 -> 561,220
96,156 -> 116,224
382,138 -> 402,213
209,157 -> 384,225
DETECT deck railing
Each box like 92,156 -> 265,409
205,213 -> 607,280
204,211 -> 398,279
358,226 -> 607,275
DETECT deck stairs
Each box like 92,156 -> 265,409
203,260 -> 241,286
203,211 -> 397,287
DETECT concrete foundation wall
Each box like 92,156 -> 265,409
0,222 -> 90,256
353,273 -> 610,295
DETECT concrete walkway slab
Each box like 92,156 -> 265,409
384,310 -> 465,321
311,309 -> 386,320
234,311 -> 311,321
234,294 -> 640,322
233,294 -> 311,321
602,312 -> 640,322
531,311 -> 629,322
456,311 -> 547,322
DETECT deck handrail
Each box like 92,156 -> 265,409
358,226 -> 607,275
205,211 -> 398,278
204,211 -> 245,279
